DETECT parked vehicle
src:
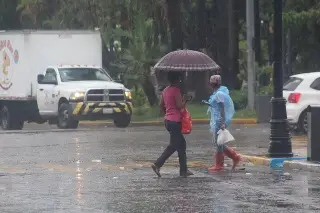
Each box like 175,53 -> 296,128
284,72 -> 320,133
0,30 -> 132,130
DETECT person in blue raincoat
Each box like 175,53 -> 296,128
204,75 -> 241,172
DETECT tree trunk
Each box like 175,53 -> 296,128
120,5 -> 129,49
142,73 -> 159,106
184,0 -> 198,50
197,0 -> 206,49
216,0 -> 229,86
191,0 -> 208,101
228,0 -> 240,89
101,37 -> 111,70
167,0 -> 183,50
154,5 -> 161,46
157,1 -> 169,45
207,0 -> 218,61
267,21 -> 274,64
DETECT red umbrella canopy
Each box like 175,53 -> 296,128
154,49 -> 220,72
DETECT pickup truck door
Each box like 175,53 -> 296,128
37,69 -> 59,116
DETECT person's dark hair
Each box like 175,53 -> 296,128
167,72 -> 181,84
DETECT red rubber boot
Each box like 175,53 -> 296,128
224,147 -> 241,170
208,152 -> 224,172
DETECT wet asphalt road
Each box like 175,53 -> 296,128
0,124 -> 319,213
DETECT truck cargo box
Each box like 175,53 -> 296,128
0,30 -> 102,100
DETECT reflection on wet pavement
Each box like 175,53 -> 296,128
0,124 -> 318,212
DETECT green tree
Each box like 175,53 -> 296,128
259,0 -> 320,75
0,0 -> 21,29
115,0 -> 168,106
17,0 -> 59,28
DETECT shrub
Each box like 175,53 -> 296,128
258,84 -> 273,95
230,90 -> 247,110
131,86 -> 147,115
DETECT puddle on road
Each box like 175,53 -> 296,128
266,168 -> 320,209
233,188 -> 312,211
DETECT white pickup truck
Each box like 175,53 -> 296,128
0,30 -> 132,130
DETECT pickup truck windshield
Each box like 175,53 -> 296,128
58,68 -> 112,82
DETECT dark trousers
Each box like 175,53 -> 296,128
155,120 -> 187,173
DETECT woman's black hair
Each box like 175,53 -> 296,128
167,71 -> 181,84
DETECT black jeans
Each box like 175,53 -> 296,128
154,120 -> 187,173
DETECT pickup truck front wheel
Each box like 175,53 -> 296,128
113,114 -> 131,128
57,103 -> 79,129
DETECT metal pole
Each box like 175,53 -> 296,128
246,0 -> 255,110
267,0 -> 293,158
254,0 -> 262,65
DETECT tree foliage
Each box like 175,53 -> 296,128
258,0 -> 320,73
2,0 -> 320,104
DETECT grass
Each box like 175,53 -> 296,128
131,103 -> 256,122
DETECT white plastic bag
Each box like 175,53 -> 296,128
217,129 -> 235,145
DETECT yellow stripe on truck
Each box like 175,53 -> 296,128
83,103 -> 94,115
92,108 -> 102,113
73,102 -> 132,115
92,103 -> 107,113
72,103 -> 83,115
113,108 -> 121,113
99,103 -> 107,107
120,103 -> 130,113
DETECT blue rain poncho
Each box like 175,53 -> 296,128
207,86 -> 235,133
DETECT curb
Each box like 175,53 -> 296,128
283,161 -> 320,172
241,154 -> 320,172
241,155 -> 271,167
232,118 -> 257,124
79,118 -> 257,127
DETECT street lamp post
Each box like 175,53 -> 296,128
268,0 -> 293,157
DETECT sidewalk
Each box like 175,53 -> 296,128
235,135 -> 320,172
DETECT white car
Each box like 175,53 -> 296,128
284,72 -> 320,133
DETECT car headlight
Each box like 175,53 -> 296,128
70,91 -> 85,101
125,91 -> 132,100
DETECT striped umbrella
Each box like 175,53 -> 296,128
154,49 -> 220,72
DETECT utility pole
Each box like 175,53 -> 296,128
246,0 -> 255,110
254,0 -> 262,65
268,0 -> 293,158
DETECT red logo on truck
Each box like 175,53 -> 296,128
0,40 -> 19,90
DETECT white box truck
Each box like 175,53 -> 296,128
0,30 -> 133,130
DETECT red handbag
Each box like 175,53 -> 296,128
181,108 -> 192,134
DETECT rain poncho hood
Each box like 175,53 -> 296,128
207,86 -> 235,132
218,86 -> 229,95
